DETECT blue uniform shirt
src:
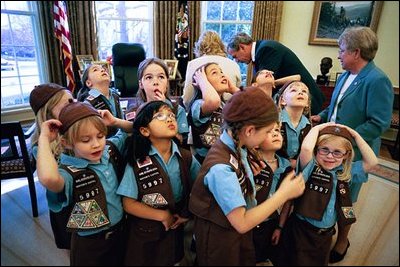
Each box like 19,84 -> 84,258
204,130 -> 257,216
165,98 -> 189,135
117,141 -> 200,202
46,132 -> 127,236
87,88 -> 124,119
280,109 -> 311,158
297,158 -> 365,229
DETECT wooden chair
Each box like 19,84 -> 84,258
1,121 -> 38,217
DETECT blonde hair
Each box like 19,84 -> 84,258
316,135 -> 354,182
62,116 -> 107,156
31,90 -> 70,158
277,81 -> 311,118
194,30 -> 227,57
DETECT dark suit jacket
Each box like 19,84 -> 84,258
254,40 -> 325,115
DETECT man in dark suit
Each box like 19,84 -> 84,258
227,32 -> 325,115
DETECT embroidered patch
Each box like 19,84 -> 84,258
137,156 -> 153,168
255,184 -> 263,192
67,199 -> 110,229
66,165 -> 81,173
229,154 -> 238,169
200,123 -> 221,146
142,193 -> 168,208
342,206 -> 355,219
125,111 -> 136,121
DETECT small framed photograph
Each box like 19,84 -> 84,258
76,55 -> 94,71
164,59 -> 179,80
91,61 -> 112,77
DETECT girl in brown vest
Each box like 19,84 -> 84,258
185,62 -> 241,163
250,122 -> 294,265
189,87 -> 305,266
279,123 -> 378,265
117,101 -> 201,266
37,102 -> 127,265
275,81 -> 312,168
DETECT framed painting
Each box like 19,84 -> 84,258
164,59 -> 179,80
76,55 -> 94,71
309,1 -> 383,46
91,61 -> 112,77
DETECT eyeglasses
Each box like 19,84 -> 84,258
152,112 -> 176,121
317,147 -> 347,158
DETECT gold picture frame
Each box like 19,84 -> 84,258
309,1 -> 383,46
91,61 -> 112,77
164,59 -> 179,80
76,55 -> 94,71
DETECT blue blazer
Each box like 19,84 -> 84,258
319,61 -> 394,159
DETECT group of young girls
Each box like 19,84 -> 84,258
30,56 -> 378,266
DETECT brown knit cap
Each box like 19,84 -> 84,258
319,125 -> 354,143
58,102 -> 101,134
29,83 -> 67,114
223,86 -> 275,122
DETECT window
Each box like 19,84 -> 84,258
95,1 -> 153,62
1,1 -> 45,110
201,1 -> 254,85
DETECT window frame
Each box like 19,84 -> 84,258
1,1 -> 47,113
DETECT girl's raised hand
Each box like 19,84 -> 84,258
40,119 -> 62,142
98,109 -> 116,127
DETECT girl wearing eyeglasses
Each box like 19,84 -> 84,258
279,122 -> 378,266
116,100 -> 201,266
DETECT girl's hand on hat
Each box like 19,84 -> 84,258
310,115 -> 321,125
40,119 -> 61,142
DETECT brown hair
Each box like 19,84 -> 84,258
136,57 -> 170,102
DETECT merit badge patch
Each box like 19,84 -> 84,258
229,154 -> 238,169
142,193 -> 168,208
67,199 -> 110,230
137,156 -> 153,168
341,206 -> 355,219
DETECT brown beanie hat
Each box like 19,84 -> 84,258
29,83 -> 67,114
58,102 -> 101,134
223,86 -> 275,122
319,125 -> 354,143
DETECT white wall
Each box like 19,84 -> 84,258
279,1 -> 399,87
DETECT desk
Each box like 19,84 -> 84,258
318,82 -> 335,109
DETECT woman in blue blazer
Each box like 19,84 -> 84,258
311,26 -> 394,264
